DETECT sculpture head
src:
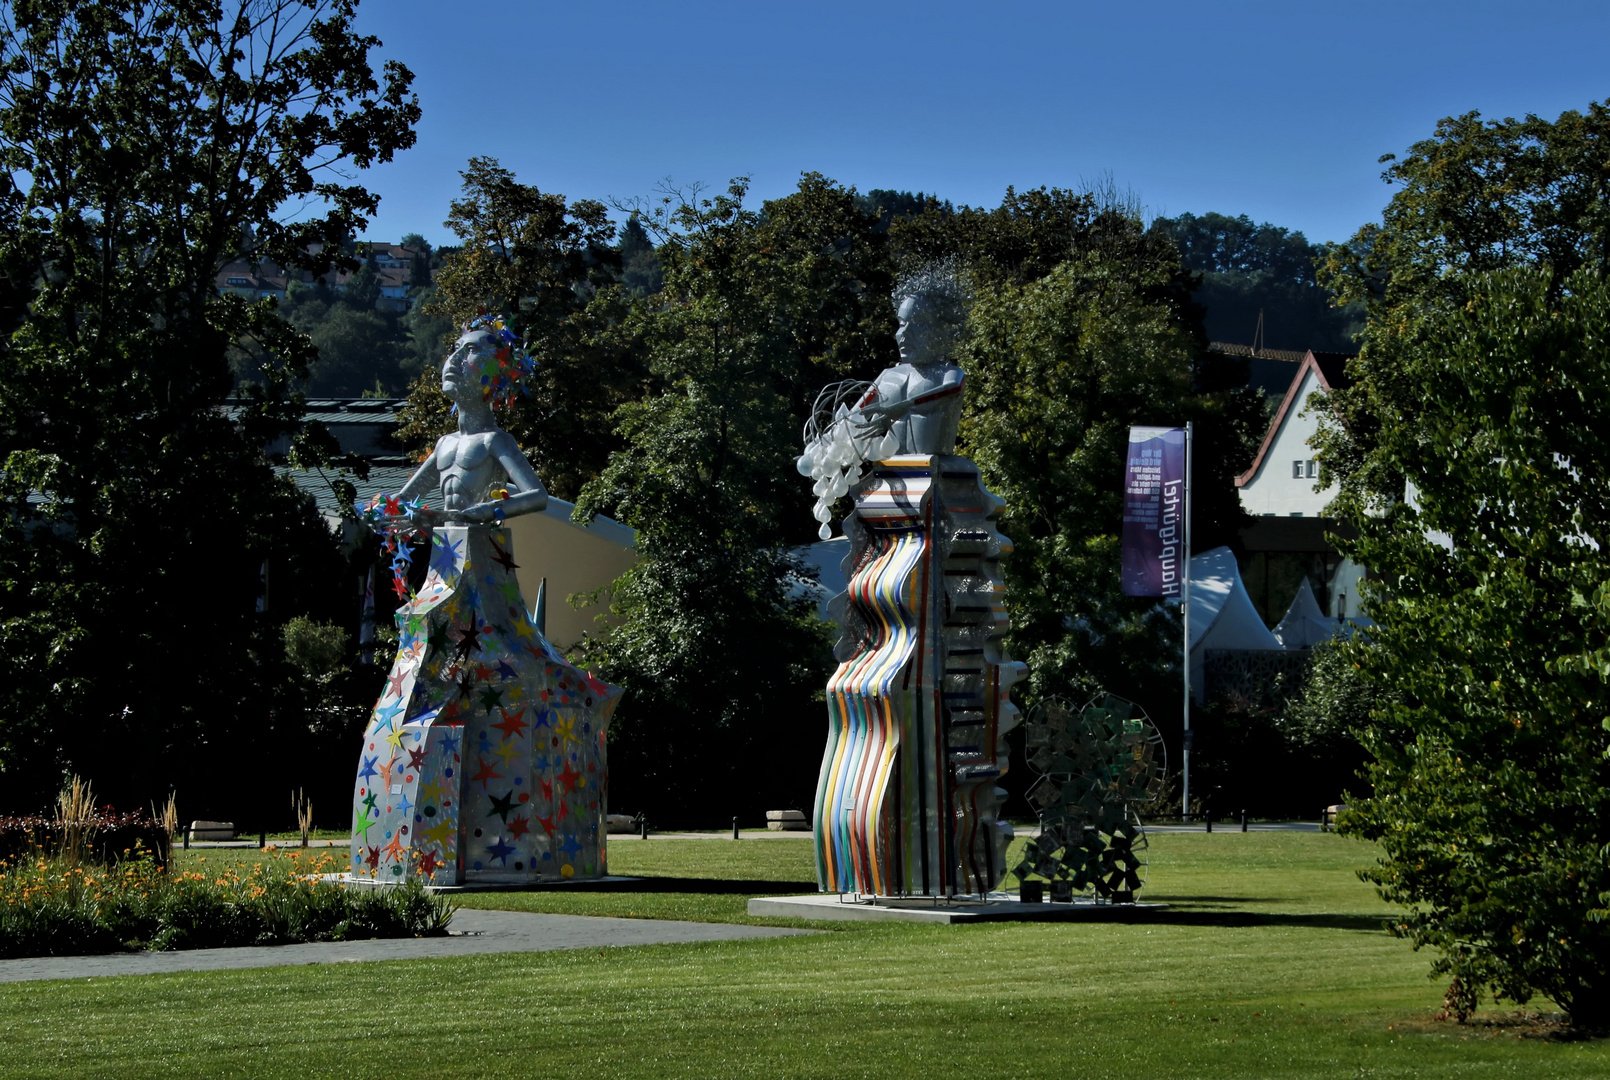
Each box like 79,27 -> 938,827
893,264 -> 969,367
441,315 -> 534,410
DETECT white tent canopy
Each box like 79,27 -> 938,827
1271,578 -> 1340,648
1187,545 -> 1284,701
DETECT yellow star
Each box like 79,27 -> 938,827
493,739 -> 522,769
512,617 -> 536,642
384,726 -> 407,751
421,820 -> 454,847
420,777 -> 448,805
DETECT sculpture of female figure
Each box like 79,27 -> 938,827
805,268 -> 1023,898
349,317 -> 621,886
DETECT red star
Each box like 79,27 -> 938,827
407,745 -> 428,770
558,761 -> 582,794
469,756 -> 503,790
536,813 -> 555,836
386,667 -> 409,699
507,814 -> 531,839
540,779 -> 553,802
365,845 -> 381,870
417,849 -> 442,877
492,707 -> 528,740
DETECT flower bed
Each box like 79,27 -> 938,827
0,809 -> 171,870
0,849 -> 454,959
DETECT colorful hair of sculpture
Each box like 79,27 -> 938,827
463,313 -> 537,408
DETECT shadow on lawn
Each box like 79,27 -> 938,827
467,877 -> 820,897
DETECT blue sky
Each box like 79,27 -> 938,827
349,0 -> 1610,249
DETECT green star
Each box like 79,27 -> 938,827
499,579 -> 523,606
477,683 -> 504,713
355,807 -> 377,840
362,792 -> 379,813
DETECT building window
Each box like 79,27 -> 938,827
1289,511 -> 1303,517
1306,459 -> 1318,479
1292,460 -> 1304,479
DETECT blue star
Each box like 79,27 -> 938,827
534,754 -> 550,772
440,730 -> 462,755
486,836 -> 517,865
358,755 -> 379,782
394,792 -> 414,815
532,709 -> 552,730
462,584 -> 481,612
560,833 -> 583,860
373,699 -> 404,730
495,660 -> 518,681
430,535 -> 463,576
393,543 -> 414,565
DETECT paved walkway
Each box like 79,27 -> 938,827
0,909 -> 810,984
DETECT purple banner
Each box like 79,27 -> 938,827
1121,426 -> 1186,597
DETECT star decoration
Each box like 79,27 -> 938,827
493,739 -> 521,769
358,755 -> 379,782
417,849 -> 443,877
469,756 -> 503,790
478,683 -> 505,713
558,761 -> 582,794
381,832 -> 408,864
507,814 -> 531,840
489,536 -> 520,573
355,807 -> 377,839
560,832 -> 583,860
407,745 -> 429,771
430,534 -> 463,577
420,777 -> 447,804
486,836 -> 516,865
422,819 -> 454,847
492,706 -> 528,740
537,814 -> 555,836
386,666 -> 410,699
487,789 -> 516,823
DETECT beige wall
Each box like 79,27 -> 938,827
503,498 -> 637,654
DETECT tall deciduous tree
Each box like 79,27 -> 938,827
0,0 -> 418,812
1317,103 -> 1610,1027
400,157 -> 643,501
576,175 -> 894,819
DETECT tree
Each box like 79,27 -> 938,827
0,0 -> 419,813
1151,211 -> 1362,352
1317,102 -> 1610,1027
949,198 -> 1197,704
402,157 -> 644,500
576,174 -> 895,819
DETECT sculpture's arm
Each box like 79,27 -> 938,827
449,431 -> 549,524
397,444 -> 444,525
853,366 -> 965,427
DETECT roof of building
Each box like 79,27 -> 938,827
1234,350 -> 1355,489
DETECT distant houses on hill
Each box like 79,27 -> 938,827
215,241 -> 428,312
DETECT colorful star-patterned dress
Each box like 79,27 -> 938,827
349,524 -> 622,885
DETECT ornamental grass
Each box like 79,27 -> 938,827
0,847 -> 455,959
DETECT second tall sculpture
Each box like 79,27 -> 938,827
799,268 -> 1024,897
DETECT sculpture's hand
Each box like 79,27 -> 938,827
449,502 -> 500,525
406,505 -> 445,528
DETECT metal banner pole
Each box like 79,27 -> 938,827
1182,421 -> 1194,821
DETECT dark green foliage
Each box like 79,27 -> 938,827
1311,102 -> 1610,1028
402,157 -> 646,501
1189,639 -> 1375,819
0,809 -> 170,870
577,174 -> 895,819
1336,264 -> 1610,1028
0,0 -> 418,814
1151,211 -> 1363,352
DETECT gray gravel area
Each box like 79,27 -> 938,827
0,909 -> 811,984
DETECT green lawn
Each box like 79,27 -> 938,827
3,832 -> 1604,1078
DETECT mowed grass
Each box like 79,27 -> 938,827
2,832 -> 1605,1079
